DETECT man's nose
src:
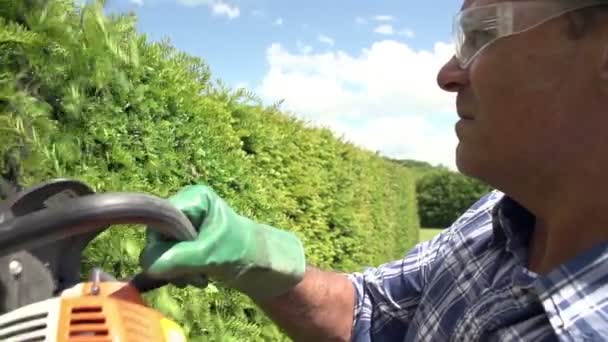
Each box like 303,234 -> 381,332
437,56 -> 469,92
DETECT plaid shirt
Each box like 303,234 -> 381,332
348,190 -> 608,341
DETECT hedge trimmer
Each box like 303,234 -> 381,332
0,177 -> 201,341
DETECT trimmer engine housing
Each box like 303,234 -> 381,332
0,179 -> 201,341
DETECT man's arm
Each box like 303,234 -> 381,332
140,184 -> 463,340
255,266 -> 356,342
255,226 -> 454,342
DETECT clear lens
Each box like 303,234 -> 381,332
453,0 -> 605,68
454,4 -> 508,68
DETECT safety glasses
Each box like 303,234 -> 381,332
453,0 -> 607,68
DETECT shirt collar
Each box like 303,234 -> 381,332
489,193 -> 608,281
489,195 -> 535,257
488,193 -> 608,337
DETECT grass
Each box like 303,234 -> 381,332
419,228 -> 443,242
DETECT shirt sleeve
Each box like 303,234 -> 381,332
347,229 -> 451,341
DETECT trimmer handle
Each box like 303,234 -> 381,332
0,192 -> 206,292
0,192 -> 197,252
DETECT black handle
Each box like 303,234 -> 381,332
0,192 -> 197,255
0,191 -> 206,292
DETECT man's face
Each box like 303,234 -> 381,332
437,0 -> 607,191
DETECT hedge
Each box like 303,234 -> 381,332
0,1 -> 420,340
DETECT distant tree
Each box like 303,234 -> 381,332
396,159 -> 434,169
416,168 -> 491,228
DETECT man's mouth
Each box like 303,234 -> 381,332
456,93 -> 475,120
458,113 -> 475,120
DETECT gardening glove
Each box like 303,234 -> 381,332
139,184 -> 307,301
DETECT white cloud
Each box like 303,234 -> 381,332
317,34 -> 334,47
177,0 -> 239,19
373,15 -> 394,21
273,17 -> 283,26
177,0 -> 210,7
210,2 -> 240,19
327,116 -> 458,170
374,24 -> 394,35
399,28 -> 415,38
355,16 -> 367,25
256,40 -> 459,169
297,40 -> 313,54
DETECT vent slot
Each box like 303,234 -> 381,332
71,318 -> 106,325
72,307 -> 103,314
69,329 -> 109,336
0,312 -> 48,341
19,337 -> 45,342
0,323 -> 46,339
0,313 -> 47,329
69,306 -> 109,339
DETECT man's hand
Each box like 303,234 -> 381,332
139,184 -> 307,300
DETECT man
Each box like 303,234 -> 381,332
140,1 -> 608,340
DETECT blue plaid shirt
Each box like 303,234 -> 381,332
348,190 -> 608,341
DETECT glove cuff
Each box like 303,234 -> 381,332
231,224 -> 307,300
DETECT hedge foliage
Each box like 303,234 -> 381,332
416,167 -> 491,228
0,1 -> 419,340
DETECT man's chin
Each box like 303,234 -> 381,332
455,144 -> 499,188
455,143 -> 481,178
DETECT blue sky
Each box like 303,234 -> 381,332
100,0 -> 463,169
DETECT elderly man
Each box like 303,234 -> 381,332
140,1 -> 608,341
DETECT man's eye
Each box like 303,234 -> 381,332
465,29 -> 495,49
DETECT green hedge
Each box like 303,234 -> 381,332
0,1 -> 419,340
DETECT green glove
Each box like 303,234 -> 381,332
139,184 -> 307,300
